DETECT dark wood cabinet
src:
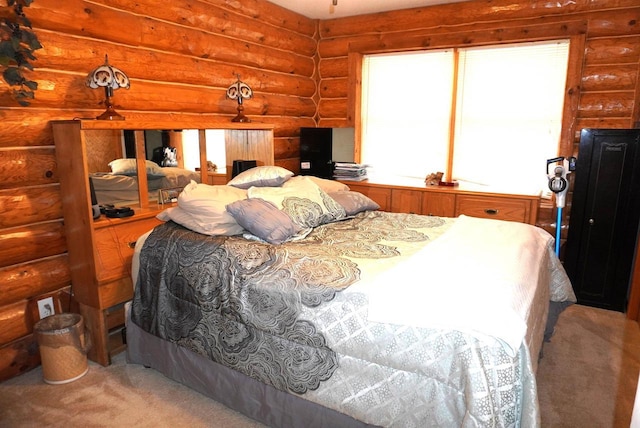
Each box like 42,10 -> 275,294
565,129 -> 640,312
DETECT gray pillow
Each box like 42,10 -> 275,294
226,198 -> 302,244
328,191 -> 380,216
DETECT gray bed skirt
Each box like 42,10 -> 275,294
126,297 -> 571,428
125,315 -> 378,428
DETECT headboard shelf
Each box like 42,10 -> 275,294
51,119 -> 274,366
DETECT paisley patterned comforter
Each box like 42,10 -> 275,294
131,211 -> 575,427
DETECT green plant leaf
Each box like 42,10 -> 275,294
24,79 -> 37,90
16,89 -> 34,99
0,42 -> 18,63
22,51 -> 37,62
18,15 -> 32,28
2,0 -> 41,106
3,67 -> 23,85
24,31 -> 42,50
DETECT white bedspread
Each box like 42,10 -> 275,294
367,215 -> 556,356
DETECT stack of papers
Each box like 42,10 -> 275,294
333,163 -> 370,181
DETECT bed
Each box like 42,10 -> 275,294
125,168 -> 576,427
90,159 -> 201,205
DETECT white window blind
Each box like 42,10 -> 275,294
182,129 -> 226,171
361,40 -> 570,194
362,50 -> 454,179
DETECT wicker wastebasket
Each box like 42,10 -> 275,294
34,313 -> 90,384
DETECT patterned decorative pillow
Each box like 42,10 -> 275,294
227,166 -> 294,189
247,176 -> 346,229
328,191 -> 380,216
226,176 -> 347,244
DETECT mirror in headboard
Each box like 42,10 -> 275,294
85,129 -> 125,174
86,129 -> 204,207
83,124 -> 274,207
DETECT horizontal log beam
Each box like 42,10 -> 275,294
582,64 -> 638,91
584,36 -> 640,65
0,301 -> 31,345
36,32 -> 316,98
577,91 -> 636,118
0,255 -> 71,307
198,0 -> 316,36
0,335 -> 40,381
30,0 -> 315,76
319,1 -> 638,39
318,98 -> 348,120
0,185 -> 63,229
320,78 -> 348,99
89,0 -> 317,56
0,222 -> 67,268
0,72 -> 317,118
0,148 -> 58,189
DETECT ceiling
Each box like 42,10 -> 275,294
267,0 -> 469,20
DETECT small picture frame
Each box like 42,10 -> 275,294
158,187 -> 183,206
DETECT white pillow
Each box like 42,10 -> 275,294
227,166 -> 294,189
108,158 -> 165,177
170,181 -> 247,234
157,206 -> 244,236
284,175 -> 349,193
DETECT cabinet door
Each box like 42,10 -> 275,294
565,129 -> 640,312
224,129 -> 274,181
422,193 -> 455,217
391,189 -> 422,214
300,127 -> 333,179
94,216 -> 162,285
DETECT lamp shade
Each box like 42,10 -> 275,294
86,55 -> 130,120
226,75 -> 253,122
86,55 -> 130,91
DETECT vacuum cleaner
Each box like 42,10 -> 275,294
546,156 -> 576,256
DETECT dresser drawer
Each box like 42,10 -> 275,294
455,195 -> 530,223
94,217 -> 161,283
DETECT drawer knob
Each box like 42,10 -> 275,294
484,209 -> 499,215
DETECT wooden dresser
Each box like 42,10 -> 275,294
52,119 -> 274,365
343,176 -> 540,224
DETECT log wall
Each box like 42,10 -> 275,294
0,0 -> 318,380
316,0 -> 640,244
1,0 -> 639,380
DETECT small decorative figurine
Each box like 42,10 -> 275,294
425,171 -> 444,186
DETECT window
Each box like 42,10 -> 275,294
182,129 -> 226,172
361,40 -> 570,194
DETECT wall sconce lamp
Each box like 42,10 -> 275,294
226,74 -> 253,123
86,55 -> 130,120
